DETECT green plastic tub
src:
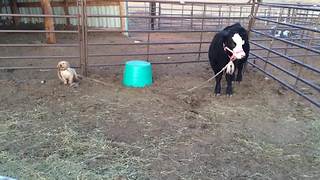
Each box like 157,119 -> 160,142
122,60 -> 153,88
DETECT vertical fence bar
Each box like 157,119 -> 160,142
286,7 -> 291,24
283,40 -> 290,57
305,10 -> 309,26
150,2 -> 156,30
294,14 -> 319,87
144,2 -> 148,29
147,4 -> 151,61
228,5 -> 231,25
291,8 -> 297,25
247,0 -> 260,39
77,0 -> 83,74
158,2 -> 161,29
84,0 -> 88,76
181,3 -> 184,29
218,5 -> 222,28
264,8 -> 267,25
190,3 -> 194,29
294,31 -> 313,87
267,6 -> 271,26
246,0 -> 259,70
79,0 -> 87,76
239,6 -> 243,25
170,3 -> 173,28
147,32 -> 151,61
197,4 -> 206,62
263,7 -> 285,71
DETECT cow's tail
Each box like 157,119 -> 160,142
226,61 -> 235,74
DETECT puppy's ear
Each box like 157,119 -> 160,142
57,63 -> 60,68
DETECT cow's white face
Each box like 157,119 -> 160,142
231,33 -> 246,59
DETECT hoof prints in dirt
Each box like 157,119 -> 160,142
177,94 -> 204,109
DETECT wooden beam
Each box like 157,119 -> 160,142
10,0 -> 20,25
119,1 -> 127,35
64,0 -> 71,29
40,0 -> 56,44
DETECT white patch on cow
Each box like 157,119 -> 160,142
275,30 -> 281,37
231,33 -> 246,59
282,30 -> 291,38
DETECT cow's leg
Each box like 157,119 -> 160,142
214,72 -> 223,96
236,62 -> 244,82
226,74 -> 233,96
231,71 -> 236,81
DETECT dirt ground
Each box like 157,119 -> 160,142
0,32 -> 320,180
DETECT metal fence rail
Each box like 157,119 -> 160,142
249,2 -> 320,108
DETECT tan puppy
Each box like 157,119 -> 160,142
57,61 -> 81,86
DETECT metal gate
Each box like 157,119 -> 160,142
248,2 -> 320,107
0,0 -> 84,73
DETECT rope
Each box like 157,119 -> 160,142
84,77 -> 112,87
185,62 -> 230,93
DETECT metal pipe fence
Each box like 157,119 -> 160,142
249,2 -> 320,108
0,1 -> 84,71
0,0 -> 319,107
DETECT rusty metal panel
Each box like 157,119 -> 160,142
2,0 -> 121,27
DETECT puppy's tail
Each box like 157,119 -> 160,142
76,74 -> 83,80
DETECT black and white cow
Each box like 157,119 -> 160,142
208,23 -> 250,96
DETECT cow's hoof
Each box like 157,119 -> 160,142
215,93 -> 221,96
227,94 -> 233,97
226,89 -> 233,95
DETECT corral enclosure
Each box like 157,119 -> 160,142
0,0 -> 320,179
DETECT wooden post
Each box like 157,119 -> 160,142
150,2 -> 156,30
119,1 -> 128,36
10,0 -> 20,26
247,0 -> 260,39
40,0 -> 56,44
64,0 -> 71,29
